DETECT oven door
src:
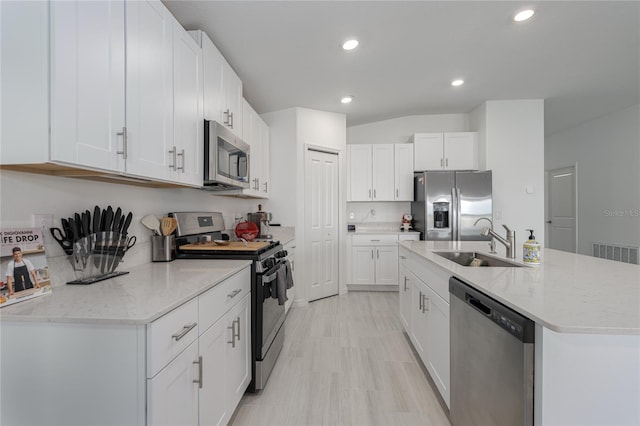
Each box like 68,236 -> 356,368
258,261 -> 286,359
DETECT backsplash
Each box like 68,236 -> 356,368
0,170 -> 269,286
346,202 -> 411,224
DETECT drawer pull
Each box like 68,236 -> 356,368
193,356 -> 203,389
172,322 -> 197,341
370,239 -> 381,242
227,289 -> 242,299
400,255 -> 407,259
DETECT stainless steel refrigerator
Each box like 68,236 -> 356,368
411,171 -> 492,241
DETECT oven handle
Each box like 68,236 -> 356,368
262,261 -> 284,283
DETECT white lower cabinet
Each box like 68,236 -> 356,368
147,340 -> 200,426
402,250 -> 451,407
398,246 -> 412,332
148,268 -> 251,426
0,266 -> 251,426
348,233 -> 419,287
148,291 -> 250,426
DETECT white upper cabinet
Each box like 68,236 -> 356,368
372,144 -> 395,201
125,0 -> 174,181
347,144 -> 414,201
413,132 -> 478,171
171,18 -> 204,186
347,145 -> 373,201
223,61 -> 244,137
50,0 -> 126,172
190,30 -> 243,138
3,1 -> 203,187
394,144 -> 414,201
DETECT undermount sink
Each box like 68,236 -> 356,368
434,251 -> 523,267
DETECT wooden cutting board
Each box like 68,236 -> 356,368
179,241 -> 270,252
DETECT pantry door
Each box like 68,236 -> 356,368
306,148 -> 339,302
546,166 -> 577,253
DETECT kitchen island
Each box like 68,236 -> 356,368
0,259 -> 253,426
399,240 -> 640,426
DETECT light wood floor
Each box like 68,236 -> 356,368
231,292 -> 451,426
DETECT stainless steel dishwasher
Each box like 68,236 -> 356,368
449,277 -> 535,426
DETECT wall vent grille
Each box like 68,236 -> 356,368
592,242 -> 639,265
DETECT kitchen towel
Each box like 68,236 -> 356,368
272,259 -> 294,305
274,263 -> 288,305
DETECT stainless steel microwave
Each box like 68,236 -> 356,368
203,120 -> 250,190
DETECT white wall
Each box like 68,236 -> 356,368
545,103 -> 640,255
262,107 -> 347,304
347,113 -> 469,145
0,170 -> 262,285
480,100 -> 546,251
261,108 -> 298,227
469,102 -> 487,170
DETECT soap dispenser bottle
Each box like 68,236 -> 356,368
523,229 -> 541,264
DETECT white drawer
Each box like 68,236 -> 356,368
147,298 -> 198,378
199,266 -> 251,333
411,256 -> 451,303
352,234 -> 398,246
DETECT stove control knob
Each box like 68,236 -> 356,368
274,250 -> 288,259
263,258 -> 276,270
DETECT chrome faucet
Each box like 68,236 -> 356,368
480,224 -> 516,259
474,217 -> 497,254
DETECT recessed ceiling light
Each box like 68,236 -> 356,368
342,39 -> 359,51
341,96 -> 354,104
514,9 -> 535,22
451,79 -> 464,87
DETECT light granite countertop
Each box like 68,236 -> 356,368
0,259 -> 251,325
400,241 -> 640,335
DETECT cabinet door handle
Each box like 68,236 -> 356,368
172,322 -> 197,341
418,291 -> 423,310
117,127 -> 128,159
377,249 -> 379,259
224,109 -> 232,127
193,356 -> 203,389
234,317 -> 241,341
404,276 -> 408,291
227,321 -> 236,348
229,111 -> 234,128
440,158 -> 444,167
176,149 -> 185,172
396,189 -> 399,198
263,181 -> 268,192
227,288 -> 242,299
399,255 -> 407,259
374,189 -> 377,198
369,189 -> 372,199
168,147 -> 177,171
422,294 -> 430,313
371,249 -> 374,259
445,158 -> 449,167
256,178 -> 260,191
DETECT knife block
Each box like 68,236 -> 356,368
152,235 -> 175,262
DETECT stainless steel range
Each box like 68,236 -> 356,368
171,212 -> 291,392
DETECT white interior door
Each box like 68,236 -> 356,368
306,149 -> 339,302
546,166 -> 577,252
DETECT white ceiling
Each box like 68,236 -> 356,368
163,1 -> 639,136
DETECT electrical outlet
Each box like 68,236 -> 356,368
370,209 -> 376,217
349,212 -> 355,220
32,214 -> 54,231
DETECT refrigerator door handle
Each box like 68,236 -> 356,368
451,187 -> 459,241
